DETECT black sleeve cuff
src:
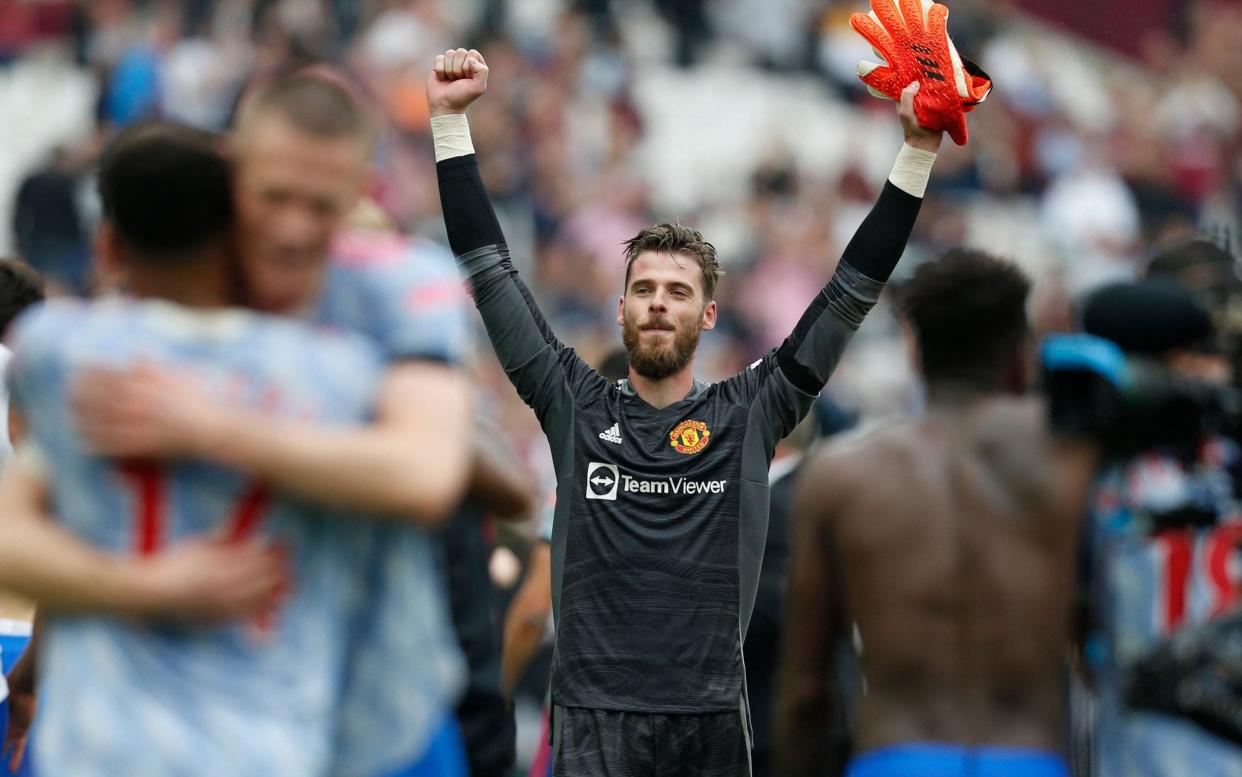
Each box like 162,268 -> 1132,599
838,181 -> 923,283
436,153 -> 508,256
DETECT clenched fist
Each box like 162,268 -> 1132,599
428,48 -> 489,117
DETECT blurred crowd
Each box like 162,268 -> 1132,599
3,0 -> 1240,399
1,0 -> 1241,768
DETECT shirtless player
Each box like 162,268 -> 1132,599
776,250 -> 1098,777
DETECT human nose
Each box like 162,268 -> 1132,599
272,203 -> 319,246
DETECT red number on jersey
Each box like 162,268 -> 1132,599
116,463 -> 280,634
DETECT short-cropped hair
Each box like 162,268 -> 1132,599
623,222 -> 722,300
901,248 -> 1031,387
238,66 -> 377,148
97,121 -> 234,262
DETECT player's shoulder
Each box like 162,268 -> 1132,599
7,299 -> 120,402
331,230 -> 458,284
117,300 -> 338,357
7,298 -> 126,373
969,396 -> 1049,456
245,312 -> 384,388
10,298 -> 87,350
706,351 -> 779,404
328,230 -> 468,322
971,396 -> 1067,508
801,416 -> 915,484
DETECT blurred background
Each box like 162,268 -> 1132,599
1,0 -> 1239,769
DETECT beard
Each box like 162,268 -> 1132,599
622,313 -> 702,380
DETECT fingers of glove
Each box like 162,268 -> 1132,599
910,82 -> 969,144
927,1 -> 950,41
858,61 -> 901,100
919,3 -> 954,74
912,99 -> 939,134
869,0 -> 909,41
946,111 -> 969,146
900,0 -> 930,32
919,4 -> 953,74
962,56 -> 994,103
858,59 -> 886,77
850,12 -> 895,55
945,35 -> 971,100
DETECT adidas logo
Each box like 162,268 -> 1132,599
598,422 -> 623,445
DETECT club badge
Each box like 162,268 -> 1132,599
669,419 -> 711,455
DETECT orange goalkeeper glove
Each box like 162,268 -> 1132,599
850,0 -> 992,145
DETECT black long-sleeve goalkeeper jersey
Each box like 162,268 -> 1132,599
438,152 -> 922,714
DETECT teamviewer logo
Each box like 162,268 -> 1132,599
586,462 -> 619,501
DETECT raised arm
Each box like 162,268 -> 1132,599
774,83 -> 940,399
429,49 -> 594,419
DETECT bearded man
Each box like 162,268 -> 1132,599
430,47 -> 941,776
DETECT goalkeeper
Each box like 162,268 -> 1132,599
426,10 -> 968,770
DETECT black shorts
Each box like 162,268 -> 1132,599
552,706 -> 751,777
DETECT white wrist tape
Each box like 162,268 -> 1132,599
888,144 -> 937,198
430,114 -> 475,163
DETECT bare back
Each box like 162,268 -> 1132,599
802,397 -> 1095,753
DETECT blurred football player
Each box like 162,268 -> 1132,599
70,70 -> 478,777
777,251 -> 1098,777
0,257 -> 45,775
0,121 -> 381,776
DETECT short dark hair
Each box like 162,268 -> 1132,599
239,67 -> 376,147
1082,280 -> 1214,356
901,248 -> 1031,387
1146,237 -> 1232,281
1145,237 -> 1233,309
97,122 -> 234,262
0,258 -> 44,336
623,222 -> 722,300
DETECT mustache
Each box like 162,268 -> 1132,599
641,319 -> 676,331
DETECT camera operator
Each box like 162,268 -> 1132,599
1076,279 -> 1242,777
775,249 -> 1241,777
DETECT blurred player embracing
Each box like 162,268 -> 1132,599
0,121 -> 379,776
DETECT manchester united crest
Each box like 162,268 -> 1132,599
669,419 -> 711,455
